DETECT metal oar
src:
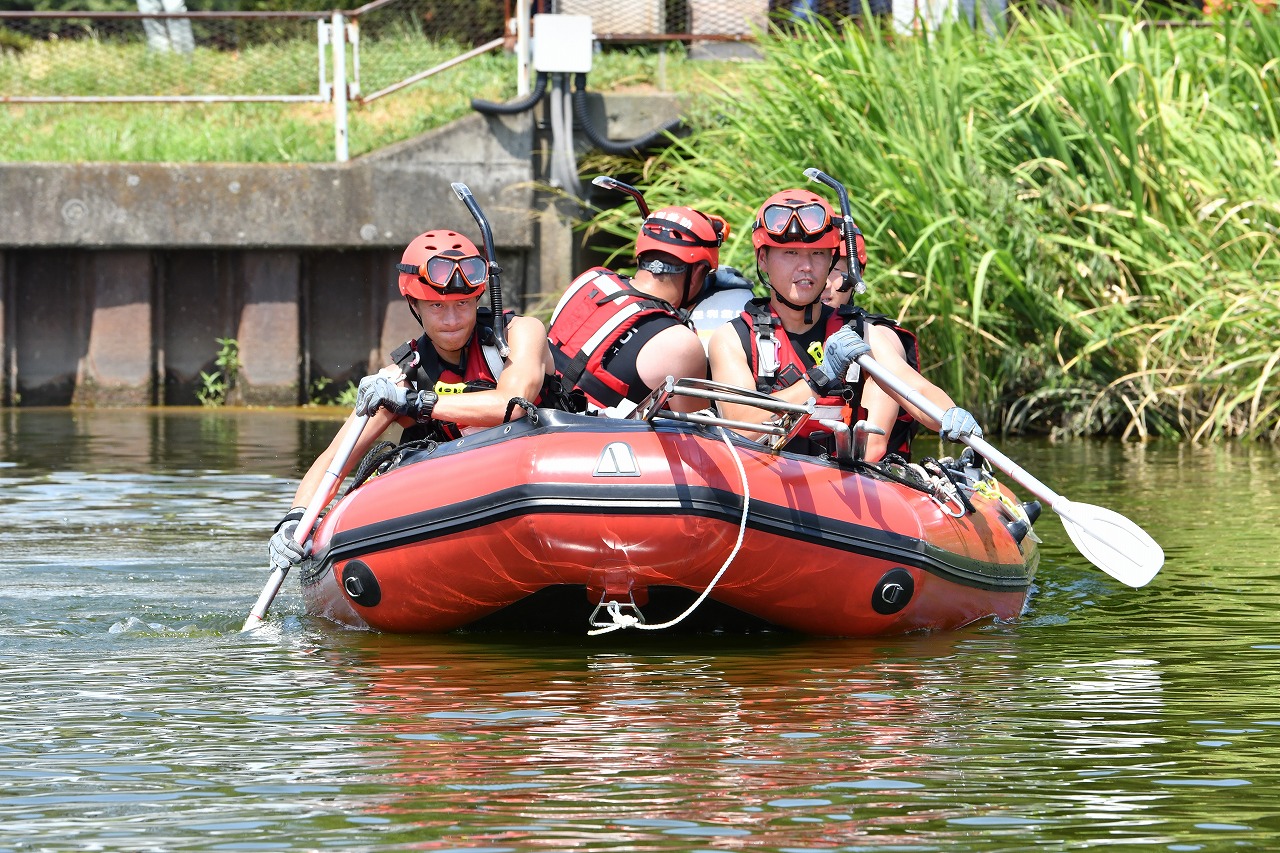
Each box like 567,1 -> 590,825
853,353 -> 1164,588
241,413 -> 369,632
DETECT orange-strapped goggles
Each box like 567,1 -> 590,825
397,255 -> 489,296
759,202 -> 831,240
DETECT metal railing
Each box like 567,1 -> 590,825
0,10 -> 332,103
0,0 -> 824,162
0,0 -> 510,162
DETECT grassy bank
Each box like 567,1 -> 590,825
0,36 -> 742,162
591,3 -> 1280,441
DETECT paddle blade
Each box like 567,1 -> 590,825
1055,500 -> 1164,588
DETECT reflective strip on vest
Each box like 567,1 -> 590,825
581,302 -> 645,355
550,269 -> 611,324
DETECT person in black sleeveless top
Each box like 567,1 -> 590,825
708,188 -> 982,461
268,229 -> 555,576
547,205 -> 727,416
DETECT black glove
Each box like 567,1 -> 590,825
706,266 -> 751,291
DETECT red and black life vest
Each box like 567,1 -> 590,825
391,309 -> 549,441
732,297 -> 920,459
547,267 -> 689,412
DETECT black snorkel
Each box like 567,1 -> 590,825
591,175 -> 650,217
450,181 -> 509,358
804,167 -> 867,296
594,174 -> 690,307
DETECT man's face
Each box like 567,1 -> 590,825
415,296 -> 480,354
760,246 -> 833,308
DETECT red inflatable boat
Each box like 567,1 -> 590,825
299,380 -> 1040,636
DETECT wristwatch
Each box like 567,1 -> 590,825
408,390 -> 438,423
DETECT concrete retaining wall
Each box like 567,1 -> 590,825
0,93 -> 682,407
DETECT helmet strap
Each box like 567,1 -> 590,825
680,262 -> 711,309
405,295 -> 423,327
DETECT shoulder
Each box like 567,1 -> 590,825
648,321 -> 704,354
866,320 -> 907,355
710,320 -> 748,358
506,314 -> 547,338
692,287 -> 753,315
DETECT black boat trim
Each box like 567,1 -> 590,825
302,482 -> 1033,593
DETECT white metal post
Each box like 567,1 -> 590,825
332,11 -> 349,163
892,0 -> 917,34
516,0 -> 531,96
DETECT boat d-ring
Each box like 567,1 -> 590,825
589,592 -> 647,630
932,489 -> 967,519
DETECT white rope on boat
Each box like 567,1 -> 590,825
588,426 -> 751,636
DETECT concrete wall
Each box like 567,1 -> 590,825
0,92 -> 683,407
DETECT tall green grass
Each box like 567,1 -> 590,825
590,2 -> 1280,440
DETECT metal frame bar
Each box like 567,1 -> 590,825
354,37 -> 506,104
632,377 -> 816,453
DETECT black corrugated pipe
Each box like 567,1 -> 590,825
471,71 -> 549,115
571,72 -> 682,156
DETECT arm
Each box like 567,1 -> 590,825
634,324 -> 709,414
430,315 -> 553,427
859,323 -> 956,461
289,405 -> 399,508
708,323 -> 813,438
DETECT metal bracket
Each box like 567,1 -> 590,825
630,376 -> 815,452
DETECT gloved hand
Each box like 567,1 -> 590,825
939,406 -> 983,443
354,373 -> 408,417
354,373 -> 437,422
268,507 -> 307,573
705,266 -> 751,291
808,326 -> 871,392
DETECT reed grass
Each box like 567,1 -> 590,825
589,2 -> 1280,440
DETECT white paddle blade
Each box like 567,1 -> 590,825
1056,500 -> 1164,588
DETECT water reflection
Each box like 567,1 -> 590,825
0,406 -> 342,476
291,632 -> 1185,849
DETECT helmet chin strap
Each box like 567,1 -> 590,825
680,262 -> 710,309
772,287 -> 822,324
405,295 -> 423,327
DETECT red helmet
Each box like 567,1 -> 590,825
752,189 -> 840,251
396,230 -> 488,302
635,206 -> 727,269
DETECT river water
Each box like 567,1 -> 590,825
1,408 -> 1276,852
